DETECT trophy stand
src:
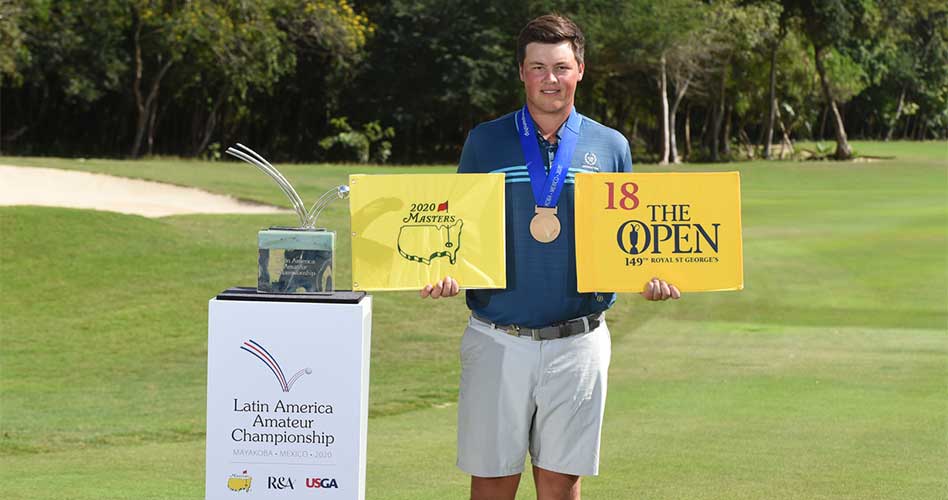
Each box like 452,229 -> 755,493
205,145 -> 371,499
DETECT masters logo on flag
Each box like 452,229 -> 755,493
574,172 -> 743,293
349,174 -> 506,291
398,200 -> 463,265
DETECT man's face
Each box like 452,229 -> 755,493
519,41 -> 585,119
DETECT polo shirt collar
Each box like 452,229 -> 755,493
561,107 -> 582,137
537,107 -> 582,144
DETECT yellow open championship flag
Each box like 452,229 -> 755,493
574,172 -> 743,293
349,173 -> 506,291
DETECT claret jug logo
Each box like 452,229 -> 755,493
398,200 -> 463,265
617,223 -> 645,255
240,339 -> 311,392
227,470 -> 252,492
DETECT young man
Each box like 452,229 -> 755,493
422,14 -> 680,500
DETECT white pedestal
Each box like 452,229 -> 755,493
205,289 -> 372,499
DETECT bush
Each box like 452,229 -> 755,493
318,117 -> 395,163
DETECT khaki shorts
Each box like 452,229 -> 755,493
456,315 -> 611,477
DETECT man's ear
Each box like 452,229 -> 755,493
577,62 -> 585,81
518,64 -> 525,82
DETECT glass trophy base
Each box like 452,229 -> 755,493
258,228 -> 335,293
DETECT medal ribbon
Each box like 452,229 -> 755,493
515,106 -> 579,208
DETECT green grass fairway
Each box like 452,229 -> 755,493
1,142 -> 946,499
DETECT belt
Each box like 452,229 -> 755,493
471,312 -> 603,341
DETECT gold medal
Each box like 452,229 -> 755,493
530,206 -> 560,243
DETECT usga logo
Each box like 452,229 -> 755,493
306,478 -> 340,489
268,476 -> 295,490
226,470 -> 252,492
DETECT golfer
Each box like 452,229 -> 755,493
422,14 -> 680,500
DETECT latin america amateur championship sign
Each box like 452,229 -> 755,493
206,297 -> 372,499
348,173 -> 506,291
574,172 -> 743,292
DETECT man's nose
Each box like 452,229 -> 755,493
542,69 -> 557,83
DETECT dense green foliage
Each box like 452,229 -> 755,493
1,144 -> 945,498
1,1 -> 946,162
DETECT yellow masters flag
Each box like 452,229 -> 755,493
349,173 -> 506,291
574,172 -> 743,293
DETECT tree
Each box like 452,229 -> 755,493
0,0 -> 28,151
171,0 -> 294,155
348,0 -> 524,162
741,0 -> 791,159
781,0 -> 876,159
873,0 -> 948,141
0,0 -> 27,85
585,0 -> 707,164
241,0 -> 373,161
128,0 -> 184,157
665,25 -> 718,163
5,0 -> 130,154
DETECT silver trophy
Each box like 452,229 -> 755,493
226,143 -> 349,293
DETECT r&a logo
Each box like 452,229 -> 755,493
268,476 -> 295,490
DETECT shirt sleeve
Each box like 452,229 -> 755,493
620,137 -> 633,173
458,130 -> 478,174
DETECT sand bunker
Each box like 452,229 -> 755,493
0,165 -> 288,218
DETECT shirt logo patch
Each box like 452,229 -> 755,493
584,151 -> 598,167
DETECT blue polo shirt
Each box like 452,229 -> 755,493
458,108 -> 632,328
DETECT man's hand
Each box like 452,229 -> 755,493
420,276 -> 460,299
641,277 -> 681,301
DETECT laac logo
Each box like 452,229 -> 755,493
306,478 -> 340,489
240,339 -> 311,392
268,476 -> 295,490
398,200 -> 463,265
227,470 -> 252,492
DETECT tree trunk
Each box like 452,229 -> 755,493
698,106 -> 710,156
813,44 -> 852,159
658,52 -> 670,165
669,77 -> 690,164
631,115 -> 639,144
146,97 -> 159,156
193,88 -> 227,156
129,14 -> 174,158
684,102 -> 692,161
130,17 -> 146,157
722,103 -> 732,157
711,65 -> 727,162
775,103 -> 794,158
739,128 -> 755,158
916,114 -> 927,140
763,40 -> 778,159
